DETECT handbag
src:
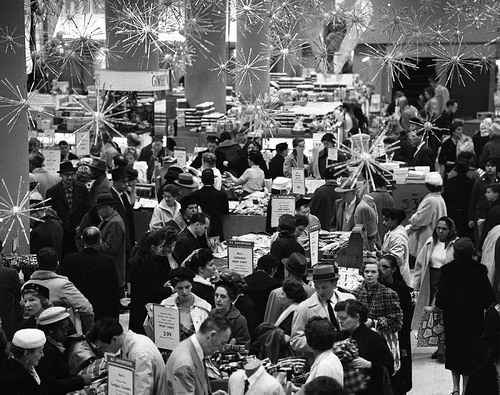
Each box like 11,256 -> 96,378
377,327 -> 401,374
416,305 -> 445,347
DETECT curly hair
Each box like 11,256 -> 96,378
305,317 -> 336,351
218,270 -> 248,294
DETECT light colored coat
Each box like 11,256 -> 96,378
121,330 -> 167,395
161,293 -> 211,332
407,192 -> 447,257
228,365 -> 285,395
382,224 -> 411,285
410,237 -> 456,330
149,199 -> 181,231
166,336 -> 211,395
290,291 -> 354,354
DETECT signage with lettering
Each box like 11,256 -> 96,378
291,167 -> 305,195
153,304 -> 180,350
75,131 -> 90,156
227,240 -> 254,277
309,224 -> 321,266
108,357 -> 135,395
96,70 -> 170,91
173,147 -> 187,168
270,195 -> 296,228
41,148 -> 60,174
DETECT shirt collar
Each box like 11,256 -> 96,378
194,274 -> 213,287
190,334 -> 205,361
246,365 -> 266,386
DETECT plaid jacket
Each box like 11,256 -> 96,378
353,282 -> 403,333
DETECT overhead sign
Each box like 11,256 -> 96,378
95,70 -> 170,91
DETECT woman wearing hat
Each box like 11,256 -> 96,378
36,307 -> 93,394
0,328 -> 47,394
21,283 -> 51,329
436,237 -> 495,395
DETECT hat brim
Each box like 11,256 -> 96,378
313,274 -> 339,281
174,180 -> 198,188
335,187 -> 356,193
282,258 -> 306,276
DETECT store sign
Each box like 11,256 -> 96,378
75,131 -> 90,156
227,240 -> 254,277
108,357 -> 135,395
291,168 -> 305,195
309,224 -> 320,266
173,147 -> 187,168
96,70 -> 170,91
41,148 -> 60,174
153,304 -> 180,350
270,195 -> 296,228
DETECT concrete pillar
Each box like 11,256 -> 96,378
185,1 -> 227,112
0,0 -> 29,253
105,0 -> 159,71
236,0 -> 270,102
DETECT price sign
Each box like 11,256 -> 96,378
108,357 -> 135,395
291,167 -> 305,195
173,147 -> 187,168
75,131 -> 90,156
227,240 -> 254,277
327,147 -> 338,161
309,224 -> 320,266
41,148 -> 60,174
270,195 -> 296,228
153,304 -> 180,350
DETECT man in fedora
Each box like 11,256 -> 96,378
263,252 -> 315,324
46,161 -> 89,256
30,194 -> 63,260
290,263 -> 354,356
88,158 -> 111,206
329,182 -> 361,232
110,167 -> 135,252
174,173 -> 199,199
95,193 -> 127,296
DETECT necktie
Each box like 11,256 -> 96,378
327,300 -> 340,331
244,379 -> 250,394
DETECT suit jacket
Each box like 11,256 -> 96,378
268,154 -> 285,179
329,196 -> 361,232
30,216 -> 64,261
0,265 -> 23,339
46,180 -> 89,254
110,187 -> 135,249
166,336 -> 211,395
245,271 -> 280,325
191,186 -> 229,239
98,210 -> 126,287
310,181 -> 341,230
174,228 -> 204,264
410,143 -> 435,171
60,247 -> 120,321
88,174 -> 111,206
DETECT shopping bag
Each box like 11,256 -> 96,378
416,305 -> 445,347
378,328 -> 401,374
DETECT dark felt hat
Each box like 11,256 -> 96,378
58,161 -> 76,174
94,193 -> 116,207
88,158 -> 107,172
312,264 -> 339,281
282,252 -> 307,276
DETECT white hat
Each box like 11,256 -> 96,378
425,172 -> 443,186
37,306 -> 70,326
12,328 -> 46,349
271,177 -> 291,191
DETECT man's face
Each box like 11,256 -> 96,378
322,140 -> 334,149
60,172 -> 74,187
206,328 -> 231,356
449,103 -> 458,114
59,144 -> 69,157
207,142 -> 218,153
152,141 -> 163,153
114,177 -> 128,193
96,204 -> 113,218
408,132 -> 422,147
183,204 -> 198,220
194,221 -> 209,236
94,336 -> 121,355
236,132 -> 247,145
297,205 -> 310,217
485,163 -> 497,176
314,279 -> 336,302
128,179 -> 137,190
341,190 -> 356,203
486,188 -> 499,203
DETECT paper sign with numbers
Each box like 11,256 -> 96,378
41,148 -> 60,173
270,195 -> 296,228
309,224 -> 320,266
291,167 -> 305,195
173,147 -> 187,168
108,357 -> 135,395
153,304 -> 180,350
227,240 -> 254,277
327,147 -> 338,161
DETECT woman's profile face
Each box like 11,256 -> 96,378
337,310 -> 359,333
26,346 -> 44,367
436,220 -> 450,242
214,286 -> 232,312
23,293 -> 44,318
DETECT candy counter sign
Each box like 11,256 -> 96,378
108,357 -> 135,395
270,196 -> 296,228
153,304 -> 180,351
227,240 -> 254,277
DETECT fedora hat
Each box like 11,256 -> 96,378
88,158 -> 107,172
312,264 -> 339,281
174,173 -> 198,188
58,161 -> 76,174
282,252 -> 307,276
94,193 -> 116,207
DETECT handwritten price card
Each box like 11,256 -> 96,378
227,240 -> 254,277
153,304 -> 180,350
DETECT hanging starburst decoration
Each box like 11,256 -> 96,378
311,34 -> 335,74
244,93 -> 282,138
380,6 -> 410,38
209,55 -> 231,80
0,26 -> 23,54
464,6 -> 488,30
231,48 -> 268,87
361,38 -> 418,87
182,5 -> 217,54
160,41 -> 196,77
409,115 -> 449,141
443,0 -> 469,22
0,80 -> 53,133
65,14 -> 105,62
432,38 -> 475,86
0,179 -> 50,244
111,0 -> 162,66
403,12 -> 432,57
234,0 -> 267,30
269,29 -> 305,74
342,0 -> 373,35
68,90 -> 130,143
472,48 -> 495,73
428,21 -> 451,44
418,0 -> 441,14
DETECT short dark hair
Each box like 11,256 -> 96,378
334,299 -> 368,323
82,226 -> 101,245
424,87 -> 434,97
58,140 -> 69,147
381,207 -> 406,224
282,278 -> 308,303
304,376 -> 346,395
487,183 -> 500,195
199,312 -> 231,334
111,167 -> 128,181
256,254 -> 278,273
485,158 -> 498,168
169,267 -> 196,286
220,132 -> 232,142
446,99 -> 458,107
454,159 -> 469,174
292,137 -> 305,148
305,317 -> 336,351
215,281 -> 239,301
86,318 -> 124,344
295,214 -> 309,228
191,212 -> 210,225
36,247 -> 58,271
187,249 -> 214,274
324,166 -> 336,180
372,173 -> 386,188
161,184 -> 180,197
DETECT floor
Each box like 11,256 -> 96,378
120,311 -> 453,394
